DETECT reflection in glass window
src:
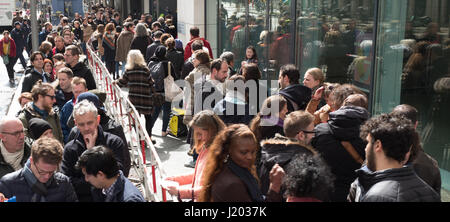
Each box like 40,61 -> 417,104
296,0 -> 375,94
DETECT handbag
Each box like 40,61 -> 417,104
164,62 -> 183,102
2,55 -> 9,65
2,42 -> 10,65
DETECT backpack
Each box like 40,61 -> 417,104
149,61 -> 167,92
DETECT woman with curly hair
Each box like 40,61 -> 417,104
198,124 -> 285,202
283,154 -> 334,202
163,110 -> 225,201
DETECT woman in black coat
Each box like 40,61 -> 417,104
130,23 -> 153,59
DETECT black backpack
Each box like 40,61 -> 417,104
149,61 -> 167,92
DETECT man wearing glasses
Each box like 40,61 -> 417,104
258,110 -> 319,200
18,81 -> 64,144
0,117 -> 30,179
0,137 -> 78,202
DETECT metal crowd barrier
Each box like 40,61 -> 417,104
85,42 -> 174,202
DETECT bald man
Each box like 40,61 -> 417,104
0,117 -> 31,178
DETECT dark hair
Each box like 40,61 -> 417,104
52,53 -> 65,62
280,64 -> 300,85
220,51 -> 234,65
191,40 -> 203,51
245,45 -> 258,60
360,113 -> 415,163
190,26 -> 200,37
242,63 -> 261,81
210,58 -> 225,72
283,154 -> 335,201
76,146 -> 119,179
30,51 -> 45,62
391,104 -> 418,126
329,84 -> 363,110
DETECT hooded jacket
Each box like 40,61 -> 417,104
279,84 -> 311,113
311,105 -> 369,202
348,165 -> 440,202
259,134 -> 317,197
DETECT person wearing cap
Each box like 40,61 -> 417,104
28,118 -> 54,141
66,92 -> 130,179
11,21 -> 27,71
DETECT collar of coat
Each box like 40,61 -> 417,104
23,102 -> 56,117
260,133 -> 317,155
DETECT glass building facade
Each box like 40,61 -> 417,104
206,0 -> 450,198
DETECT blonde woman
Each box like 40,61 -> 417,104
113,50 -> 155,143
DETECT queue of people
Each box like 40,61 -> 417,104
0,2 -> 444,203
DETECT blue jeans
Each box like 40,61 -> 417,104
149,101 -> 171,134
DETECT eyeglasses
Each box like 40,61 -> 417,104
45,94 -> 56,100
1,130 -> 24,137
33,162 -> 56,176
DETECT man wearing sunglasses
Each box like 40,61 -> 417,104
0,117 -> 31,179
18,81 -> 64,144
0,137 -> 77,202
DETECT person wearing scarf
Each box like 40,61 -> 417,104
102,23 -> 117,79
0,30 -> 17,84
199,124 -> 284,202
0,137 -> 78,202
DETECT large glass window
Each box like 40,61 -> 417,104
295,0 -> 376,94
373,0 -> 450,198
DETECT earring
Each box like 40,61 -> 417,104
224,154 -> 229,163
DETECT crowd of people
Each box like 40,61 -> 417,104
0,3 -> 444,202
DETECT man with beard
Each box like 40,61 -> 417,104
18,81 -> 64,144
0,117 -> 31,179
348,113 -> 440,202
258,110 -> 319,200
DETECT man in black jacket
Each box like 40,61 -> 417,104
145,31 -> 163,64
348,113 -> 440,202
10,22 -> 27,71
0,137 -> 78,202
21,51 -> 52,93
61,100 -> 129,202
65,45 -> 96,90
278,64 -> 311,113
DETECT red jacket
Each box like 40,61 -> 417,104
184,37 -> 214,61
0,37 -> 17,58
